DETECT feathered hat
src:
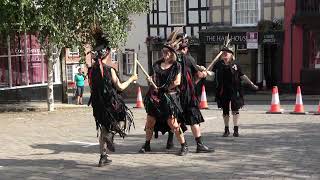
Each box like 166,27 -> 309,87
164,27 -> 185,51
91,27 -> 110,60
221,34 -> 234,54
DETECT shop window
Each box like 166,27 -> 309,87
169,0 -> 186,25
0,57 -> 9,88
310,32 -> 320,69
0,34 -> 60,89
237,44 -> 247,55
232,0 -> 260,26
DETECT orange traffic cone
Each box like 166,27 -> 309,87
290,86 -> 307,114
266,86 -> 283,114
315,100 -> 320,115
199,85 -> 209,109
134,87 -> 144,108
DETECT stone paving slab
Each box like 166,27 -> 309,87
0,108 -> 320,179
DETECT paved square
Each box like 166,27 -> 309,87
0,106 -> 319,179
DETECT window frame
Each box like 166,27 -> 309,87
111,49 -> 118,63
168,0 -> 186,26
123,51 -> 135,75
232,0 -> 261,27
68,46 -> 80,57
66,64 -> 74,82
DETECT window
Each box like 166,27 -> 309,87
169,0 -> 186,25
68,46 -> 80,57
0,57 -> 9,88
123,52 -> 134,75
111,50 -> 118,62
309,31 -> 320,69
232,0 -> 260,26
152,51 -> 162,64
67,65 -> 74,81
0,33 -> 60,89
237,44 -> 247,51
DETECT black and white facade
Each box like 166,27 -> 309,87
147,0 -> 285,90
202,0 -> 285,89
147,0 -> 210,71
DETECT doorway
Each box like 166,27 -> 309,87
263,44 -> 281,88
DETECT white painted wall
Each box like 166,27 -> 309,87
120,14 -> 149,86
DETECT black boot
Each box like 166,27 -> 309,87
166,132 -> 174,149
222,126 -> 230,137
195,136 -> 214,153
233,126 -> 239,137
178,143 -> 188,156
98,154 -> 112,167
139,141 -> 151,153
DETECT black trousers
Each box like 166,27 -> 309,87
221,99 -> 240,116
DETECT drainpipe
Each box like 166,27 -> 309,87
290,22 -> 293,93
7,35 -> 12,88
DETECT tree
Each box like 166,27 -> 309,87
0,0 -> 150,111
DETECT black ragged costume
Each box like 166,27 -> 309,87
178,53 -> 205,125
90,63 -> 134,138
144,59 -> 184,136
213,59 -> 244,110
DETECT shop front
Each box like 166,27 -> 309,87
0,33 -> 63,102
289,0 -> 320,94
199,27 -> 285,93
259,31 -> 284,88
199,28 -> 258,93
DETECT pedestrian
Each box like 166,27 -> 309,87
139,43 -> 188,156
165,33 -> 214,153
74,67 -> 86,105
212,45 -> 259,137
89,31 -> 138,167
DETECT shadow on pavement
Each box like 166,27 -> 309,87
1,121 -> 320,179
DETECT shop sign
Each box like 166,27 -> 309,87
260,32 -> 284,44
15,48 -> 42,55
246,32 -> 258,49
262,34 -> 276,43
200,32 -> 247,44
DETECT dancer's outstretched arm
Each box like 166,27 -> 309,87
240,75 -> 258,90
111,68 -> 138,91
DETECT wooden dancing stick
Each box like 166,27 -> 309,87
133,53 -> 137,83
136,60 -> 158,89
206,34 -> 232,71
206,51 -> 223,71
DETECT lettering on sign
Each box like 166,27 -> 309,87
205,35 -> 247,43
263,34 -> 276,43
15,48 -> 42,54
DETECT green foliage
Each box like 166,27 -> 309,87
258,19 -> 284,32
0,0 -> 150,49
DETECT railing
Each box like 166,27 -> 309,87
296,0 -> 320,15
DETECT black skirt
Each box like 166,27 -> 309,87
182,106 -> 205,125
144,90 -> 186,137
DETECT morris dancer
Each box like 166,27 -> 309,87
89,31 -> 138,166
139,44 -> 188,156
164,33 -> 213,153
212,45 -> 258,137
